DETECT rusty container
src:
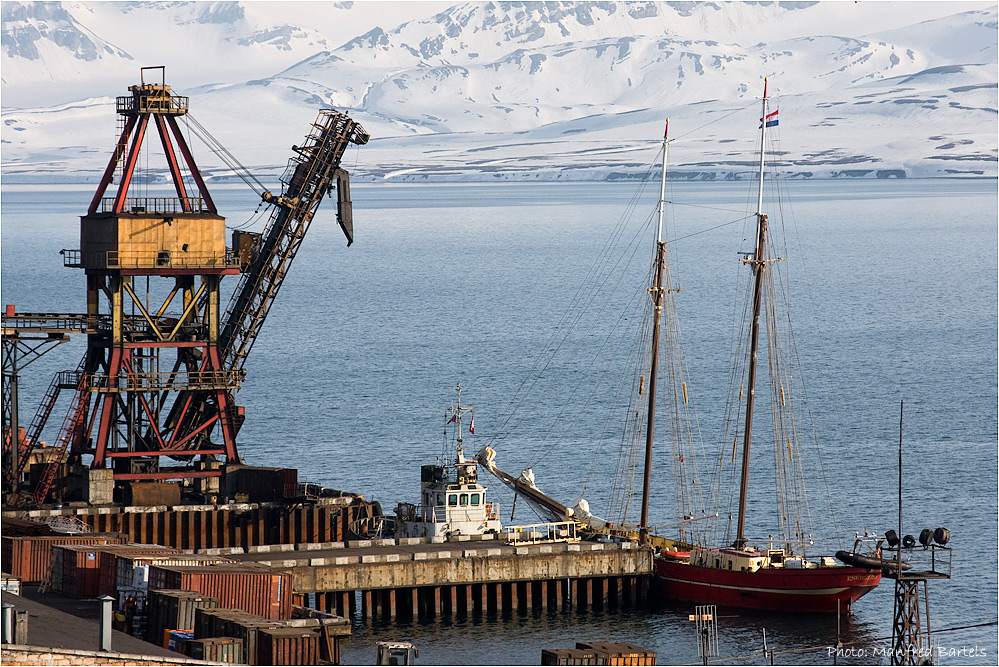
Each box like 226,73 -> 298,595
541,649 -> 600,666
184,636 -> 243,663
258,627 -> 320,666
2,533 -> 126,584
54,543 -> 177,597
116,552 -> 230,595
123,481 -> 181,506
575,642 -> 658,666
194,606 -> 257,640
195,608 -> 277,665
54,544 -> 104,597
149,564 -> 292,620
103,545 -> 182,595
145,589 -> 219,644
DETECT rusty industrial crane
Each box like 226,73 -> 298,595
3,66 -> 367,503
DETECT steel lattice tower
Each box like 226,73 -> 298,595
58,67 -> 242,489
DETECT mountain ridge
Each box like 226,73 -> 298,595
2,1 -> 996,183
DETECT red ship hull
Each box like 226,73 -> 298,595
655,556 -> 882,613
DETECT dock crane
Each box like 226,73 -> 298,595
3,67 -> 368,503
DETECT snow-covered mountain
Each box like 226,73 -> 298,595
2,1 -> 996,183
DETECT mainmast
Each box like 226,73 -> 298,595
734,80 -> 771,549
639,119 -> 670,546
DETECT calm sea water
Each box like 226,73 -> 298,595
1,179 -> 996,665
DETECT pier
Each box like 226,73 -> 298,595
232,536 -> 651,621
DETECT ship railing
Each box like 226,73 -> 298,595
413,504 -> 498,524
504,521 -> 579,545
0,312 -> 95,334
95,197 -> 207,214
117,93 -> 189,115
87,369 -> 244,392
883,543 -> 952,580
62,249 -> 240,270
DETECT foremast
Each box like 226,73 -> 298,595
447,383 -> 474,466
639,119 -> 671,546
734,79 -> 772,549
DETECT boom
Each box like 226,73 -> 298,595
166,109 -> 368,448
221,110 -> 369,371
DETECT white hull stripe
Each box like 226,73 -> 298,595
659,576 -> 857,596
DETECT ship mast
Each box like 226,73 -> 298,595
734,80 -> 771,549
447,383 -> 472,463
639,119 -> 670,546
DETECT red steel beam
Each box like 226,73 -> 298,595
112,114 -> 150,214
113,470 -> 221,481
104,449 -> 226,458
88,114 -> 138,214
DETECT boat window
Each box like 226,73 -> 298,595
448,494 -> 458,506
728,561 -> 733,570
470,493 -> 481,505
459,494 -> 469,506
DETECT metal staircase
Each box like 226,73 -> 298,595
32,374 -> 90,505
14,368 -> 83,482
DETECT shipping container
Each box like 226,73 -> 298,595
542,649 -> 600,666
575,642 -> 657,666
145,590 -> 218,644
1,574 -> 21,596
116,552 -> 231,595
166,629 -> 194,651
258,628 -> 320,666
194,607 -> 280,665
148,563 -> 292,620
54,544 -> 103,597
194,606 -> 257,640
184,636 -> 243,664
51,543 -> 176,598
123,481 -> 181,506
1,533 -> 126,584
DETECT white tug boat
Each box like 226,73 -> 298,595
395,385 -> 502,539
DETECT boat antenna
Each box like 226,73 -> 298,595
639,118 -> 670,546
734,79 -> 771,549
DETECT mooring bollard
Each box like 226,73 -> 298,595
98,595 -> 114,652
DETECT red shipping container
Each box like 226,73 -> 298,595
57,544 -> 104,598
54,543 -> 178,598
258,628 -> 320,666
115,551 -> 230,594
2,533 -> 126,584
148,564 -> 293,620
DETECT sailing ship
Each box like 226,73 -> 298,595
394,384 -> 502,539
652,80 -> 882,613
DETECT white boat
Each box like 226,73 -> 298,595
394,384 -> 502,539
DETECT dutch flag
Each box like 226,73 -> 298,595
760,109 -> 779,128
